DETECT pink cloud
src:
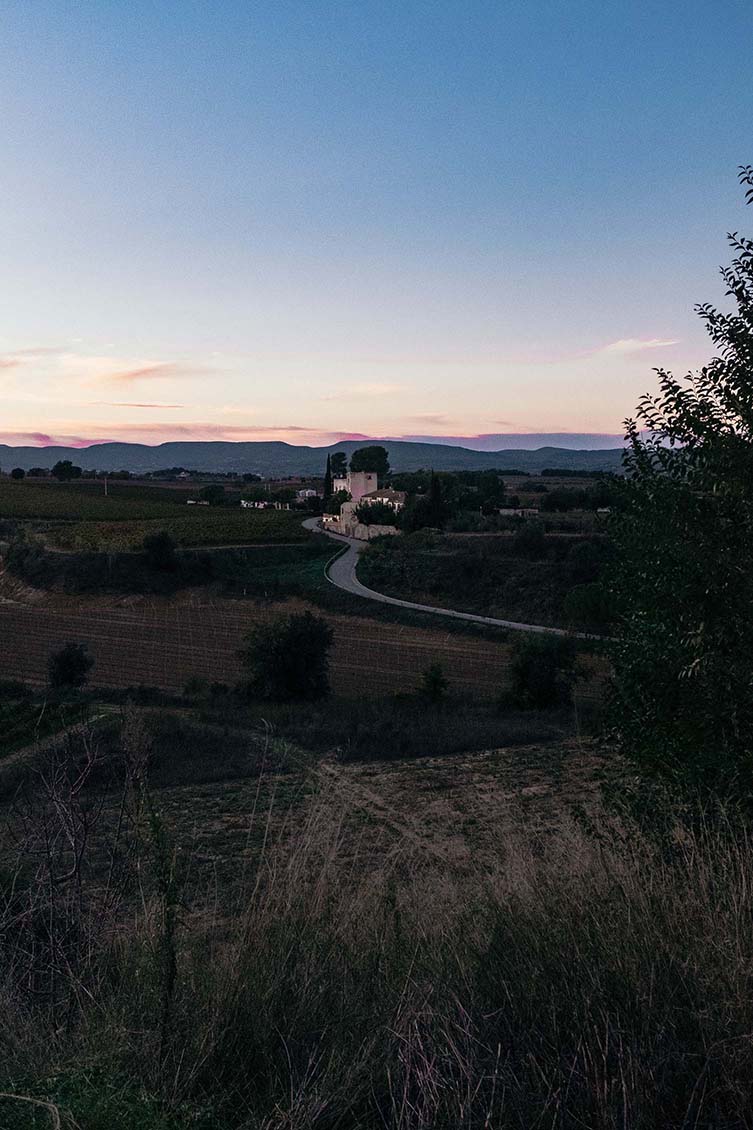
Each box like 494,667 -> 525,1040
105,362 -> 204,384
0,424 -> 375,447
92,402 -> 186,409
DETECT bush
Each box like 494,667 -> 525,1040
354,500 -> 399,526
239,611 -> 334,701
143,530 -> 178,572
48,642 -> 94,689
563,581 -> 614,632
509,633 -> 575,708
513,521 -> 548,559
419,662 -> 448,704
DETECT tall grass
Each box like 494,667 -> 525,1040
3,725 -> 753,1127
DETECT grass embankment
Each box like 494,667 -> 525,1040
357,530 -> 611,629
1,704 -> 752,1128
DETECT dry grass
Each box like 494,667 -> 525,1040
2,715 -> 753,1128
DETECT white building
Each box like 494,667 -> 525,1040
360,488 -> 406,513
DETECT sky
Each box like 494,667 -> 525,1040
2,0 -> 752,450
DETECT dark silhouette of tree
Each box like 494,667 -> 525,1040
510,635 -> 575,708
239,611 -> 334,700
48,642 -> 94,689
199,484 -> 226,505
354,500 -> 399,526
143,531 -> 178,572
420,662 -> 448,703
350,446 -> 390,477
10,468 -> 25,480
330,451 -> 347,478
323,453 -> 333,499
610,166 -> 753,795
51,460 -> 82,481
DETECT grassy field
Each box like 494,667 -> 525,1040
0,479 -> 185,520
43,508 -> 308,549
357,529 -> 610,628
1,703 -> 751,1128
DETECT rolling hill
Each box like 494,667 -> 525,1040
0,439 -> 624,476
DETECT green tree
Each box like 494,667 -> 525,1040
240,611 -> 334,700
323,453 -> 333,498
420,662 -> 448,703
350,445 -> 390,478
199,484 -> 226,505
10,467 -> 25,480
402,472 -> 451,531
143,531 -> 178,572
330,451 -> 347,478
609,166 -> 753,794
354,500 -> 398,526
563,582 -> 613,633
324,489 -> 350,515
509,634 -> 575,709
48,642 -> 94,689
51,459 -> 82,481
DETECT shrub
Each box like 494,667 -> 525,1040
354,500 -> 399,526
419,662 -> 448,704
48,642 -> 94,689
563,581 -> 614,632
10,467 -> 25,480
509,633 -> 575,708
143,530 -> 178,572
513,520 -> 548,559
239,611 -> 334,701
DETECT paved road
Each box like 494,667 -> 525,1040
303,517 -> 580,636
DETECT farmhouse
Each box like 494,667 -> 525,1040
360,488 -> 406,513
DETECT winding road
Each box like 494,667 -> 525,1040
303,517 -> 579,637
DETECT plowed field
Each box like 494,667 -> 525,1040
0,597 -> 523,697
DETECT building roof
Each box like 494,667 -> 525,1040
362,489 -> 407,503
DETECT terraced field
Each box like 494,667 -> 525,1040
0,586 -> 609,705
0,597 -> 514,696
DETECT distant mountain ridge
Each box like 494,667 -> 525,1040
0,439 -> 624,476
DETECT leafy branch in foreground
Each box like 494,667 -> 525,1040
610,166 -> 753,796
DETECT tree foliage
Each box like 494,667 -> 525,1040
143,531 -> 178,572
509,634 -> 575,708
51,460 -> 82,481
10,467 -> 25,480
610,167 -> 753,794
330,451 -> 347,478
48,642 -> 94,689
349,445 -> 390,476
354,500 -> 398,526
240,611 -> 334,701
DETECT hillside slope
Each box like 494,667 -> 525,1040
0,439 -> 624,475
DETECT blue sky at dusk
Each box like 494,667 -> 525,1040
2,1 -> 752,448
